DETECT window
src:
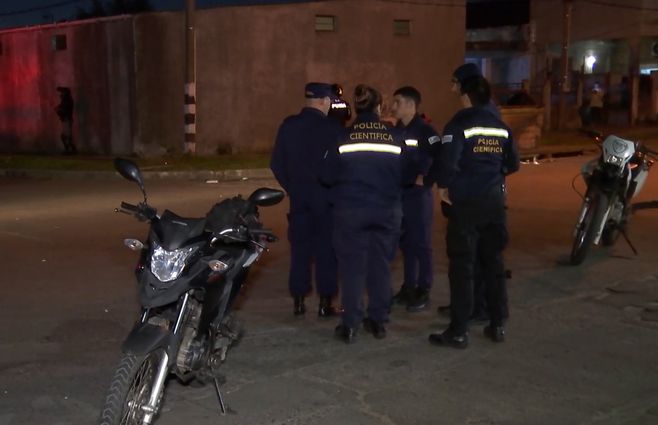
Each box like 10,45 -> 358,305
315,15 -> 336,32
393,19 -> 411,36
52,34 -> 67,51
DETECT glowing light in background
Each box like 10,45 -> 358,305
584,54 -> 597,74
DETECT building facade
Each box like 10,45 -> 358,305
0,0 -> 466,155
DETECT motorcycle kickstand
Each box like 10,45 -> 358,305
213,378 -> 227,415
620,228 -> 638,255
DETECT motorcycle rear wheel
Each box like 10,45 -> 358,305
98,349 -> 166,425
570,191 -> 610,265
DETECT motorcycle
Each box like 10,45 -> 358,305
98,158 -> 284,425
570,133 -> 657,265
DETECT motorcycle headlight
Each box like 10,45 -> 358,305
605,154 -> 624,165
150,242 -> 198,282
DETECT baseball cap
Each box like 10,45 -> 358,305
452,63 -> 482,84
305,82 -> 336,100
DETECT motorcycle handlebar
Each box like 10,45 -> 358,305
212,226 -> 278,243
121,202 -> 139,212
116,201 -> 156,222
249,228 -> 278,242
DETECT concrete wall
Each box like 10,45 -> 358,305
133,12 -> 185,155
0,0 -> 465,155
0,17 -> 136,154
136,0 -> 465,154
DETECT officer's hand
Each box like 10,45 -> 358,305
415,175 -> 425,186
438,188 -> 452,205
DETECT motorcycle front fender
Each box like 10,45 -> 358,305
121,322 -> 171,356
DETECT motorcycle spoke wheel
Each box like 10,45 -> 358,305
99,350 -> 165,425
570,191 -> 610,265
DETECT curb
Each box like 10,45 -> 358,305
0,168 -> 275,181
519,145 -> 597,161
1,146 -> 597,180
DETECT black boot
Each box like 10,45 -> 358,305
318,296 -> 337,318
334,324 -> 357,344
484,325 -> 505,343
391,285 -> 414,306
363,318 -> 386,339
428,328 -> 469,349
406,288 -> 430,312
293,296 -> 306,316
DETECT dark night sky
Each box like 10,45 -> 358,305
0,0 -> 313,29
0,0 -> 530,30
467,0 -> 529,28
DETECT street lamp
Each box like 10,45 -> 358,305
585,54 -> 596,74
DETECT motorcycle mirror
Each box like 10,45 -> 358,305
248,188 -> 285,207
114,158 -> 148,203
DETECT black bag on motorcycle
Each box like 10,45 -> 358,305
205,196 -> 259,233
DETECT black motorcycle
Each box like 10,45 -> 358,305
98,158 -> 284,425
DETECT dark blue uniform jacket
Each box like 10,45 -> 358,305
270,107 -> 341,206
321,112 -> 407,208
397,114 -> 439,186
434,106 -> 520,203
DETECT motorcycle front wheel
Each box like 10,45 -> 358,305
98,349 -> 167,425
570,190 -> 610,265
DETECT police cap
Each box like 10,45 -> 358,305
452,63 -> 482,84
305,82 -> 336,100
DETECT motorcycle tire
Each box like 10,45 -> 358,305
98,349 -> 166,425
570,190 -> 610,265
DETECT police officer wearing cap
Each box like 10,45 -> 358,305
321,84 -> 407,343
270,82 -> 341,318
452,63 -> 500,119
390,86 -> 439,312
327,84 -> 352,127
436,63 -> 509,324
428,75 -> 519,349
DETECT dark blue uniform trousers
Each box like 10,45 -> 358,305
333,206 -> 402,329
446,194 -> 508,335
400,186 -> 433,291
287,200 -> 338,298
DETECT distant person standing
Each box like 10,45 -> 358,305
270,82 -> 341,318
55,87 -> 76,155
590,83 -> 605,124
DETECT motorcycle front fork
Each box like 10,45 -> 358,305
140,292 -> 191,425
574,197 -> 591,237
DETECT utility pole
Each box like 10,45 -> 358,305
558,0 -> 572,130
184,0 -> 196,154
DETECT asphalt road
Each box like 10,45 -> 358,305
1,155 -> 658,425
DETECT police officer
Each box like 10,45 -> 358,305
270,82 -> 341,318
437,63 -> 506,323
390,86 -> 439,312
428,75 -> 519,349
321,84 -> 406,343
327,84 -> 352,127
